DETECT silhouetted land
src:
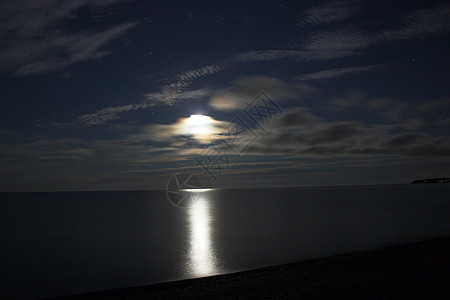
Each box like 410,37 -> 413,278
58,236 -> 450,299
411,178 -> 449,184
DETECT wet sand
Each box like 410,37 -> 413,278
58,236 -> 450,299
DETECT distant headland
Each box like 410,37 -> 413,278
411,178 -> 449,184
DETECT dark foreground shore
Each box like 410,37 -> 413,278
58,237 -> 450,299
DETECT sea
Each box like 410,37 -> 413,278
1,184 -> 449,298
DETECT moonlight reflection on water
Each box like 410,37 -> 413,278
186,193 -> 219,277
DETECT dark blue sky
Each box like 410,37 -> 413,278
0,0 -> 449,191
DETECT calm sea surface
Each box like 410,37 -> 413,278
1,184 -> 449,298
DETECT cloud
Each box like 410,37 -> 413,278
297,0 -> 360,26
232,50 -> 306,63
175,64 -> 223,83
0,0 -> 133,76
402,118 -> 425,130
244,106 -> 450,157
75,62 -> 222,127
15,23 -> 136,76
305,28 -> 371,52
381,102 -> 410,122
269,107 -> 321,128
367,97 -> 390,110
325,89 -> 428,123
0,1 -> 118,37
318,89 -> 446,125
144,66 -> 221,106
0,131 -> 188,170
416,98 -> 449,113
131,115 -> 230,145
232,49 -> 360,63
329,90 -> 366,109
299,2 -> 449,58
78,88 -> 212,127
78,103 -> 147,127
298,64 -> 382,81
376,2 -> 450,41
209,75 -> 317,111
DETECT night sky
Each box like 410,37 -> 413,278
0,0 -> 449,192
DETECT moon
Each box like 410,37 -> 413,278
177,114 -> 216,141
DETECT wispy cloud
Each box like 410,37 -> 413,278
78,103 -> 149,127
232,49 -> 360,63
376,2 -> 450,41
301,2 -> 450,55
305,29 -> 370,51
231,50 -> 306,63
144,65 -> 222,106
78,88 -> 212,127
72,61 -> 223,127
298,64 -> 382,81
0,0 -> 120,38
15,23 -> 136,76
0,0 -> 134,76
297,0 -> 360,26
